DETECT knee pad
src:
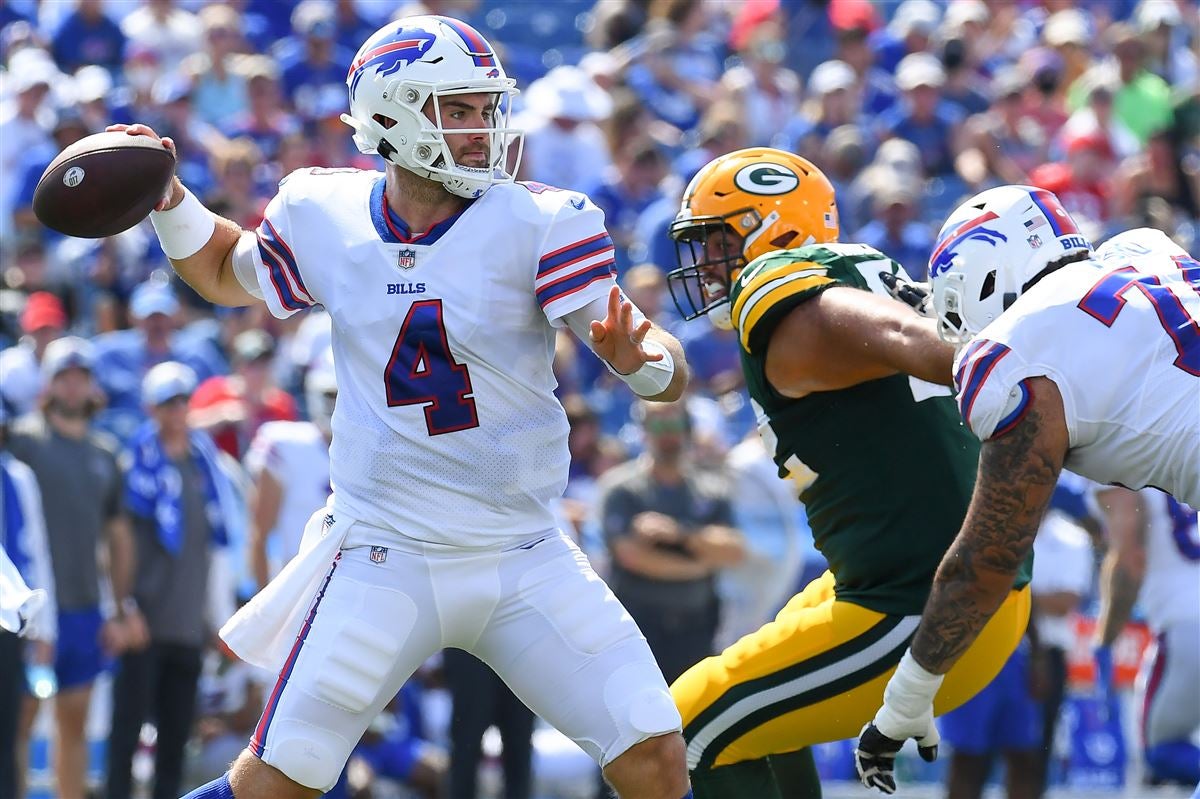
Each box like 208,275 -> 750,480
312,617 -> 401,713
268,723 -> 349,792
600,659 -> 683,766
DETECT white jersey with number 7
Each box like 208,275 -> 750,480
953,227 -> 1200,506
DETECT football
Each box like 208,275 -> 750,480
32,131 -> 176,239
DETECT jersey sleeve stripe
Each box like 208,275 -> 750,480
737,276 -> 836,349
992,379 -> 1033,438
538,232 -> 612,274
731,262 -> 827,324
256,236 -> 310,312
535,244 -> 616,282
537,260 -> 616,308
957,341 -> 1012,424
952,339 -> 991,393
260,220 -> 314,303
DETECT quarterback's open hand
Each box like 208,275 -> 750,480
590,285 -> 661,375
855,715 -> 940,794
879,271 -> 933,318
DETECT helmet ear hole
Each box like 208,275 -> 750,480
979,270 -> 996,301
372,114 -> 398,130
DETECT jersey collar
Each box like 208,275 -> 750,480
370,177 -> 475,246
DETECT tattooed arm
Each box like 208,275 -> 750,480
910,376 -> 1071,673
1093,487 -> 1146,647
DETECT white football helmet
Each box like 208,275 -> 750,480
929,185 -> 1093,344
341,15 -> 523,199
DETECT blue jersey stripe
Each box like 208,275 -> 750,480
992,379 -> 1032,438
538,233 -> 613,275
957,341 -> 1012,425
537,260 -> 615,307
256,235 -> 308,312
260,219 -> 312,302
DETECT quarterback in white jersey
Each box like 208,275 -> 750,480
857,185 -> 1200,794
116,15 -> 692,799
1094,486 -> 1200,786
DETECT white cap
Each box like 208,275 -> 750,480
895,52 -> 946,91
523,66 -> 612,122
808,60 -> 857,95
73,64 -> 113,104
943,0 -> 988,29
1043,9 -> 1090,46
41,336 -> 94,380
7,50 -> 58,94
1135,0 -> 1182,30
129,281 -> 180,320
889,0 -> 942,36
142,361 -> 197,406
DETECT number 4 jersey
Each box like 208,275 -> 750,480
248,169 -> 617,546
954,228 -> 1200,506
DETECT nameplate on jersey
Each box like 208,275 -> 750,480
387,282 -> 427,295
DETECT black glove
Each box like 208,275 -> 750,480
879,271 -> 934,318
855,721 -> 939,795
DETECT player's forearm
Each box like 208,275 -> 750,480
1095,551 -> 1142,647
889,315 -> 956,387
167,217 -> 256,307
911,407 -> 1063,673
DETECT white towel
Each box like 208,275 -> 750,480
219,506 -> 350,672
0,544 -> 47,637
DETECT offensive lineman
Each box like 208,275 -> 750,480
665,147 -> 1030,798
113,15 -> 693,799
857,192 -> 1200,793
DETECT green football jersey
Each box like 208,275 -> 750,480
728,242 -> 1028,616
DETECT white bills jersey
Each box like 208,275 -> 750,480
953,228 -> 1200,506
245,420 -> 331,575
1140,491 -> 1200,631
249,170 -> 616,546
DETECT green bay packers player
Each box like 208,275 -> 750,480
665,148 -> 1031,798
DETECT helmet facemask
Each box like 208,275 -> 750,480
668,214 -> 754,330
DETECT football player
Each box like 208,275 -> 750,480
1093,488 -> 1199,788
665,147 -> 1031,798
857,192 -> 1200,794
113,15 -> 693,799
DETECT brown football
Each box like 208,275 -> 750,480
33,131 -> 176,239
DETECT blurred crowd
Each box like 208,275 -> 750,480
0,0 -> 1198,798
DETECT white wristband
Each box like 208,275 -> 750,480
605,339 -> 675,397
876,649 -> 945,736
150,187 -> 216,260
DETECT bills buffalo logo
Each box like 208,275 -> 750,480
929,211 -> 1009,278
348,28 -> 437,100
486,68 -> 501,78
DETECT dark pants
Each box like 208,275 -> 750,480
443,648 -> 534,799
622,597 -> 719,684
1037,646 -> 1069,794
0,632 -> 23,799
106,641 -> 204,799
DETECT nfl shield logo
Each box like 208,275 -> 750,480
1027,234 -> 1043,249
370,546 -> 388,564
397,249 -> 417,270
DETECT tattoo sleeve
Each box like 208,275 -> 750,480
910,400 -> 1066,674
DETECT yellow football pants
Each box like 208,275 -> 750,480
672,570 -> 1031,770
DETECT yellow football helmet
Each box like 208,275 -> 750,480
668,147 -> 839,328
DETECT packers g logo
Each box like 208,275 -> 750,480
733,163 -> 799,196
